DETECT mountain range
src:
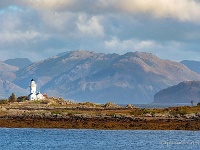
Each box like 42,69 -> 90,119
1,50 -> 200,104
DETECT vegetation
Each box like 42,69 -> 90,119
0,95 -> 200,130
8,93 -> 17,102
0,99 -> 8,104
17,96 -> 28,102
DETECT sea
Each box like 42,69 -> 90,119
0,128 -> 199,150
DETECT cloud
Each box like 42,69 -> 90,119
76,14 -> 104,38
0,0 -> 77,10
28,0 -> 77,11
0,31 -> 42,44
104,37 -> 156,53
98,0 -> 200,23
2,0 -> 200,22
39,11 -> 77,33
104,37 -> 200,61
0,0 -> 200,62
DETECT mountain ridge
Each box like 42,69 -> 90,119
1,50 -> 200,103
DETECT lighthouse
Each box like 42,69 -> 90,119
30,79 -> 36,95
28,79 -> 44,100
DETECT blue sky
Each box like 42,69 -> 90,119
0,0 -> 200,61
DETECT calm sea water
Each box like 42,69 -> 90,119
0,128 -> 199,150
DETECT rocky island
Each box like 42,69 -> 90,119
1,97 -> 200,130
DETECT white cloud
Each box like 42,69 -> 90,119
98,0 -> 200,22
76,14 -> 105,38
104,37 -> 156,53
0,31 -> 41,43
104,37 -> 200,61
39,11 -> 76,33
2,0 -> 200,22
5,0 -> 77,11
0,0 -> 200,62
0,15 -> 20,31
134,41 -> 157,50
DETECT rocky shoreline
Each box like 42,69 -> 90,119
1,115 -> 200,130
0,99 -> 200,130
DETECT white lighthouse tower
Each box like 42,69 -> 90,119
28,79 -> 37,100
28,79 -> 44,100
30,79 -> 36,95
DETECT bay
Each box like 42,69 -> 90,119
0,128 -> 199,150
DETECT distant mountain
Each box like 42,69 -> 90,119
180,60 -> 200,74
154,81 -> 200,103
0,61 -> 18,72
12,50 -> 200,104
0,61 -> 27,98
0,61 -> 18,82
0,79 -> 27,99
4,58 -> 32,69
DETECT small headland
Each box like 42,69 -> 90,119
1,98 -> 200,130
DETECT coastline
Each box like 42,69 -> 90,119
0,117 -> 200,130
0,99 -> 200,130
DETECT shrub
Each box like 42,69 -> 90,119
170,107 -> 187,116
17,96 -> 28,102
0,99 -> 8,104
8,93 -> 17,102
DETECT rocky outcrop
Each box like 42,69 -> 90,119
104,102 -> 121,109
1,101 -> 200,130
126,104 -> 136,109
0,106 -> 7,111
